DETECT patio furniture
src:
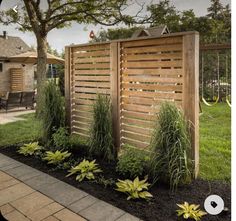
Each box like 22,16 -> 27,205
0,91 -> 22,112
0,91 -> 35,112
21,91 -> 35,109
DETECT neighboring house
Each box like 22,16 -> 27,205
131,26 -> 170,38
0,31 -> 34,96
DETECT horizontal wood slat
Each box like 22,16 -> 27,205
122,90 -> 183,100
121,131 -> 150,143
74,63 -> 110,69
74,87 -> 110,94
123,60 -> 182,68
73,69 -> 110,75
121,137 -> 149,149
73,81 -> 110,88
122,44 -> 182,54
122,83 -> 183,91
74,50 -> 110,58
75,56 -> 110,63
123,52 -> 182,61
74,76 -> 110,81
121,36 -> 183,47
122,76 -> 183,83
121,117 -> 155,128
122,124 -> 152,136
121,68 -> 183,76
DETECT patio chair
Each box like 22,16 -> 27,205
0,91 -> 22,112
20,91 -> 35,109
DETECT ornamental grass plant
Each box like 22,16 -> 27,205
88,94 -> 116,162
150,102 -> 192,191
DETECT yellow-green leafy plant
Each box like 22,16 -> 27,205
18,142 -> 42,156
66,159 -> 102,182
176,202 -> 207,221
115,177 -> 153,200
43,150 -> 71,165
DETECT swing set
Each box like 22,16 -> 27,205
200,43 -> 231,107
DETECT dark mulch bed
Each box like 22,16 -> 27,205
0,145 -> 231,221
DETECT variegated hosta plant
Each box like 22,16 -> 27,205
66,159 -> 102,182
18,142 -> 42,156
116,176 -> 153,200
176,202 -> 207,221
43,150 -> 71,165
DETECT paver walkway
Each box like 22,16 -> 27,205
0,109 -> 35,124
0,154 -> 141,221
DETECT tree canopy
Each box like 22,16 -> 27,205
0,0 -> 138,85
93,0 -> 231,44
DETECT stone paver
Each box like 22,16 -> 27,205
0,153 -> 140,221
68,195 -> 98,213
27,202 -> 63,221
39,181 -> 88,207
0,161 -> 23,172
24,173 -> 59,190
43,216 -> 60,221
4,210 -> 30,221
0,182 -> 35,206
11,191 -> 54,216
54,208 -> 87,221
0,178 -> 20,191
0,203 -> 15,215
80,200 -> 125,221
116,213 -> 141,221
5,164 -> 42,181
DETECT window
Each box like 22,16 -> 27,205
0,62 -> 3,72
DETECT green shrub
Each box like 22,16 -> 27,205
37,81 -> 65,144
176,202 -> 207,221
67,159 -> 102,182
150,102 -> 192,191
69,134 -> 87,147
18,142 -> 42,156
43,150 -> 71,165
115,176 -> 153,200
116,147 -> 150,178
52,127 -> 70,151
88,94 -> 116,161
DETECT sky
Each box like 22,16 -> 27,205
0,0 -> 231,53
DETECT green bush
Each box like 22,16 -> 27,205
52,127 -> 70,151
88,94 -> 116,161
150,102 -> 192,191
116,147 -> 150,178
37,81 -> 65,144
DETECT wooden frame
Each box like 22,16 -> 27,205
65,32 -> 200,177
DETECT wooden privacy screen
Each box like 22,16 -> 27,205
10,68 -> 24,91
65,32 -> 199,176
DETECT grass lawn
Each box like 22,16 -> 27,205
200,103 -> 231,182
0,104 -> 231,182
0,113 -> 41,147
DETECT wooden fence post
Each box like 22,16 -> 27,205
64,46 -> 71,132
110,42 -> 120,151
183,33 -> 200,178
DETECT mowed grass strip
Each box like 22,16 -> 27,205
0,113 -> 41,147
199,103 -> 231,182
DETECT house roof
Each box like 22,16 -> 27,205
0,34 -> 32,59
131,26 -> 170,38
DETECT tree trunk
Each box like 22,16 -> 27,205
35,34 -> 48,116
36,35 -> 48,88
